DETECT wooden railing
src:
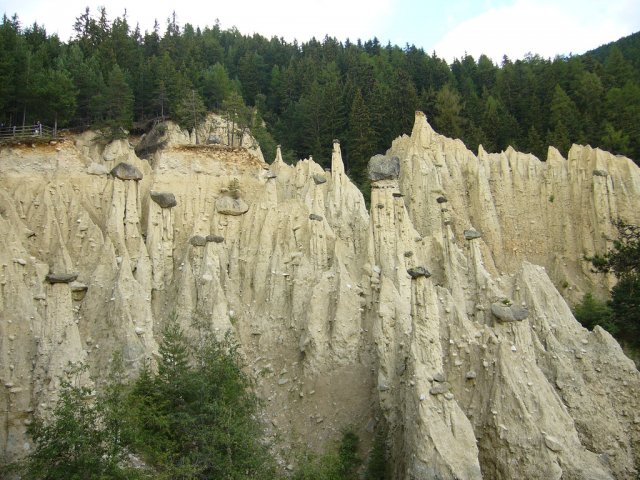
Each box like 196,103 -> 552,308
0,124 -> 57,141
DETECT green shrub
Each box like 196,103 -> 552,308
292,452 -> 345,480
15,320 -> 278,480
574,292 -> 616,333
586,220 -> 640,351
293,430 -> 361,480
15,363 -> 143,480
156,123 -> 167,135
228,178 -> 241,199
124,320 -> 278,479
365,428 -> 390,480
13,318 -> 383,480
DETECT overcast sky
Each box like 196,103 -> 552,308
2,0 -> 639,63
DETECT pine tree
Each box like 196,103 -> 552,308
125,327 -> 279,479
173,88 -> 206,139
250,108 -> 279,161
525,125 -> 546,160
549,84 -> 580,140
434,83 -> 464,140
267,64 -> 283,114
37,67 -> 77,131
370,80 -> 394,151
589,221 -> 640,350
347,88 -> 375,193
604,81 -> 640,158
17,364 -> 135,479
222,91 -> 252,146
102,63 -> 133,136
547,121 -> 571,156
158,318 -> 189,385
298,80 -> 325,160
574,293 -> 614,333
574,71 -> 604,141
481,95 -> 501,152
0,15 -> 20,123
201,63 -> 233,110
318,62 -> 346,152
603,46 -> 634,88
61,45 -> 104,126
237,51 -> 265,105
14,46 -> 42,127
389,69 -> 419,135
600,122 -> 631,157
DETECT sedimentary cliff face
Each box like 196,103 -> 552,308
0,113 -> 639,479
371,113 -> 640,479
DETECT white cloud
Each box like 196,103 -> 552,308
432,0 -> 640,63
8,0 -> 639,59
8,0 -> 393,43
219,0 -> 393,41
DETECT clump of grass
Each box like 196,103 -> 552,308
228,178 -> 241,199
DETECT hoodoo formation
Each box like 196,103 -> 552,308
1,112 -> 639,479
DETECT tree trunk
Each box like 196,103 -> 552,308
192,90 -> 199,145
231,113 -> 235,146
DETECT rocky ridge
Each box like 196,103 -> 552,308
0,113 -> 638,479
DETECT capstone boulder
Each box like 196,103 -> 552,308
215,196 -> 249,215
407,266 -> 431,279
313,174 -> 327,185
491,302 -> 529,323
45,273 -> 78,284
150,191 -> 177,208
368,154 -> 400,181
464,229 -> 482,240
189,235 -> 207,247
110,162 -> 143,181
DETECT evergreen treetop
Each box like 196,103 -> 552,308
1,9 -> 639,193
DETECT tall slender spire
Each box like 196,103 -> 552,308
411,111 -> 435,146
331,139 -> 345,175
274,144 -> 283,164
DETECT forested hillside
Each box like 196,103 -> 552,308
1,9 -> 639,192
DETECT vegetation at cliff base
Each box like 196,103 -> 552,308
577,220 -> 640,356
574,292 -> 615,333
1,10 -> 639,194
293,430 -> 361,480
15,363 -> 139,480
7,319 -> 389,479
11,321 -> 277,479
126,323 -> 279,479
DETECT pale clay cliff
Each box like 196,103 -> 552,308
0,111 -> 639,479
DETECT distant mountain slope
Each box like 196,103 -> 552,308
584,31 -> 640,72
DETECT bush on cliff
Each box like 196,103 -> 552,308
124,320 -> 278,479
574,292 -> 615,333
15,363 -> 142,480
10,319 -> 387,479
12,320 -> 277,479
292,430 -> 361,480
584,220 -> 640,357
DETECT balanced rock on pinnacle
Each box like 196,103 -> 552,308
368,154 -> 400,181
